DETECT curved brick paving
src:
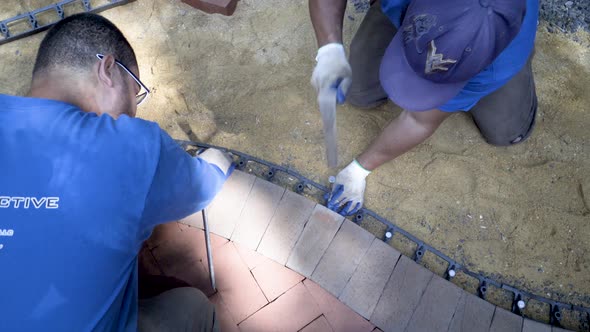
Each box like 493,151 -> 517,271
140,170 -> 572,332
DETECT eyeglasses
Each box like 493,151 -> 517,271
96,54 -> 150,106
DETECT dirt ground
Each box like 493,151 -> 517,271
1,0 -> 589,319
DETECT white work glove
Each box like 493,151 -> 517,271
326,159 -> 371,216
197,148 -> 234,178
311,43 -> 352,103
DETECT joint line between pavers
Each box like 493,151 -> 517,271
308,218 -> 347,278
370,253 -> 404,326
488,306 -> 498,331
337,237 -> 376,300
147,247 -> 165,275
296,204 -> 319,237
299,313 -> 325,332
402,272 -> 435,332
226,177 -> 257,240
444,292 -> 464,332
254,188 -> 288,252
249,268 -> 270,303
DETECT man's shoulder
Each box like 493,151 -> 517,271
108,115 -> 162,138
89,115 -> 164,163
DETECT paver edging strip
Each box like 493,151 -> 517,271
177,139 -> 587,331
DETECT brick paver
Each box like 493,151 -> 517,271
553,327 -> 574,332
522,318 -> 551,332
179,226 -> 228,261
257,190 -> 316,265
370,255 -> 434,332
251,259 -> 304,302
286,205 -> 344,277
209,293 -> 239,332
405,274 -> 463,332
178,210 -> 204,229
138,245 -> 163,276
489,307 -> 523,332
213,243 -> 268,323
145,222 -> 183,249
231,177 -> 285,250
300,315 -> 334,332
448,292 -> 495,332
234,241 -> 267,270
192,170 -> 256,238
239,282 -> 322,332
182,0 -> 238,16
304,279 -> 375,332
151,242 -> 214,295
143,177 -> 561,332
339,238 -> 400,319
311,220 -> 374,297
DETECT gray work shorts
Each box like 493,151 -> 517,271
138,287 -> 219,332
347,1 -> 538,146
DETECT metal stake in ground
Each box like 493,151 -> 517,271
202,209 -> 216,291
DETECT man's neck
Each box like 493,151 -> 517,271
28,71 -> 96,113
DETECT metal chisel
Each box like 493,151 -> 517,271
318,86 -> 338,168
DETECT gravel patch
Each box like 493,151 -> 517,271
540,0 -> 590,33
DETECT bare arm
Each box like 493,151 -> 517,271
357,109 -> 452,170
309,0 -> 348,47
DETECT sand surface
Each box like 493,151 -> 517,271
1,0 -> 589,325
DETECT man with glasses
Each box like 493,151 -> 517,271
0,13 -> 228,331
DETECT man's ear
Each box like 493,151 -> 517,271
97,54 -> 117,88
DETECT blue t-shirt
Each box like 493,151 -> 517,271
0,95 -> 227,331
381,0 -> 538,112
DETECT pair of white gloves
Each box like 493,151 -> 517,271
312,43 -> 371,216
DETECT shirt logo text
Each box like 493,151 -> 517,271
0,196 -> 60,209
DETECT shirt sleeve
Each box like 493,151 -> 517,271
437,0 -> 538,112
139,129 -> 227,230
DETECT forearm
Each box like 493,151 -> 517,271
357,109 -> 451,170
309,0 -> 347,46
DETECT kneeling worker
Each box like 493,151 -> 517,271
310,0 -> 538,214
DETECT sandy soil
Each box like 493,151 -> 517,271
1,0 -> 589,326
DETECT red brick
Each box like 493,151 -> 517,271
251,259 -> 304,302
138,245 -> 163,276
151,225 -> 226,265
239,283 -> 322,332
194,170 -> 257,240
369,256 -> 433,332
234,242 -> 267,270
231,178 -> 286,250
300,316 -> 334,332
214,243 -> 268,323
210,293 -> 239,332
180,226 -> 228,262
145,222 -> 183,249
178,211 -> 203,229
151,236 -> 215,296
405,275 -> 463,332
257,190 -> 316,265
181,0 -> 238,16
177,221 -> 190,231
304,280 -> 374,332
489,307 -> 523,332
286,205 -> 344,277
